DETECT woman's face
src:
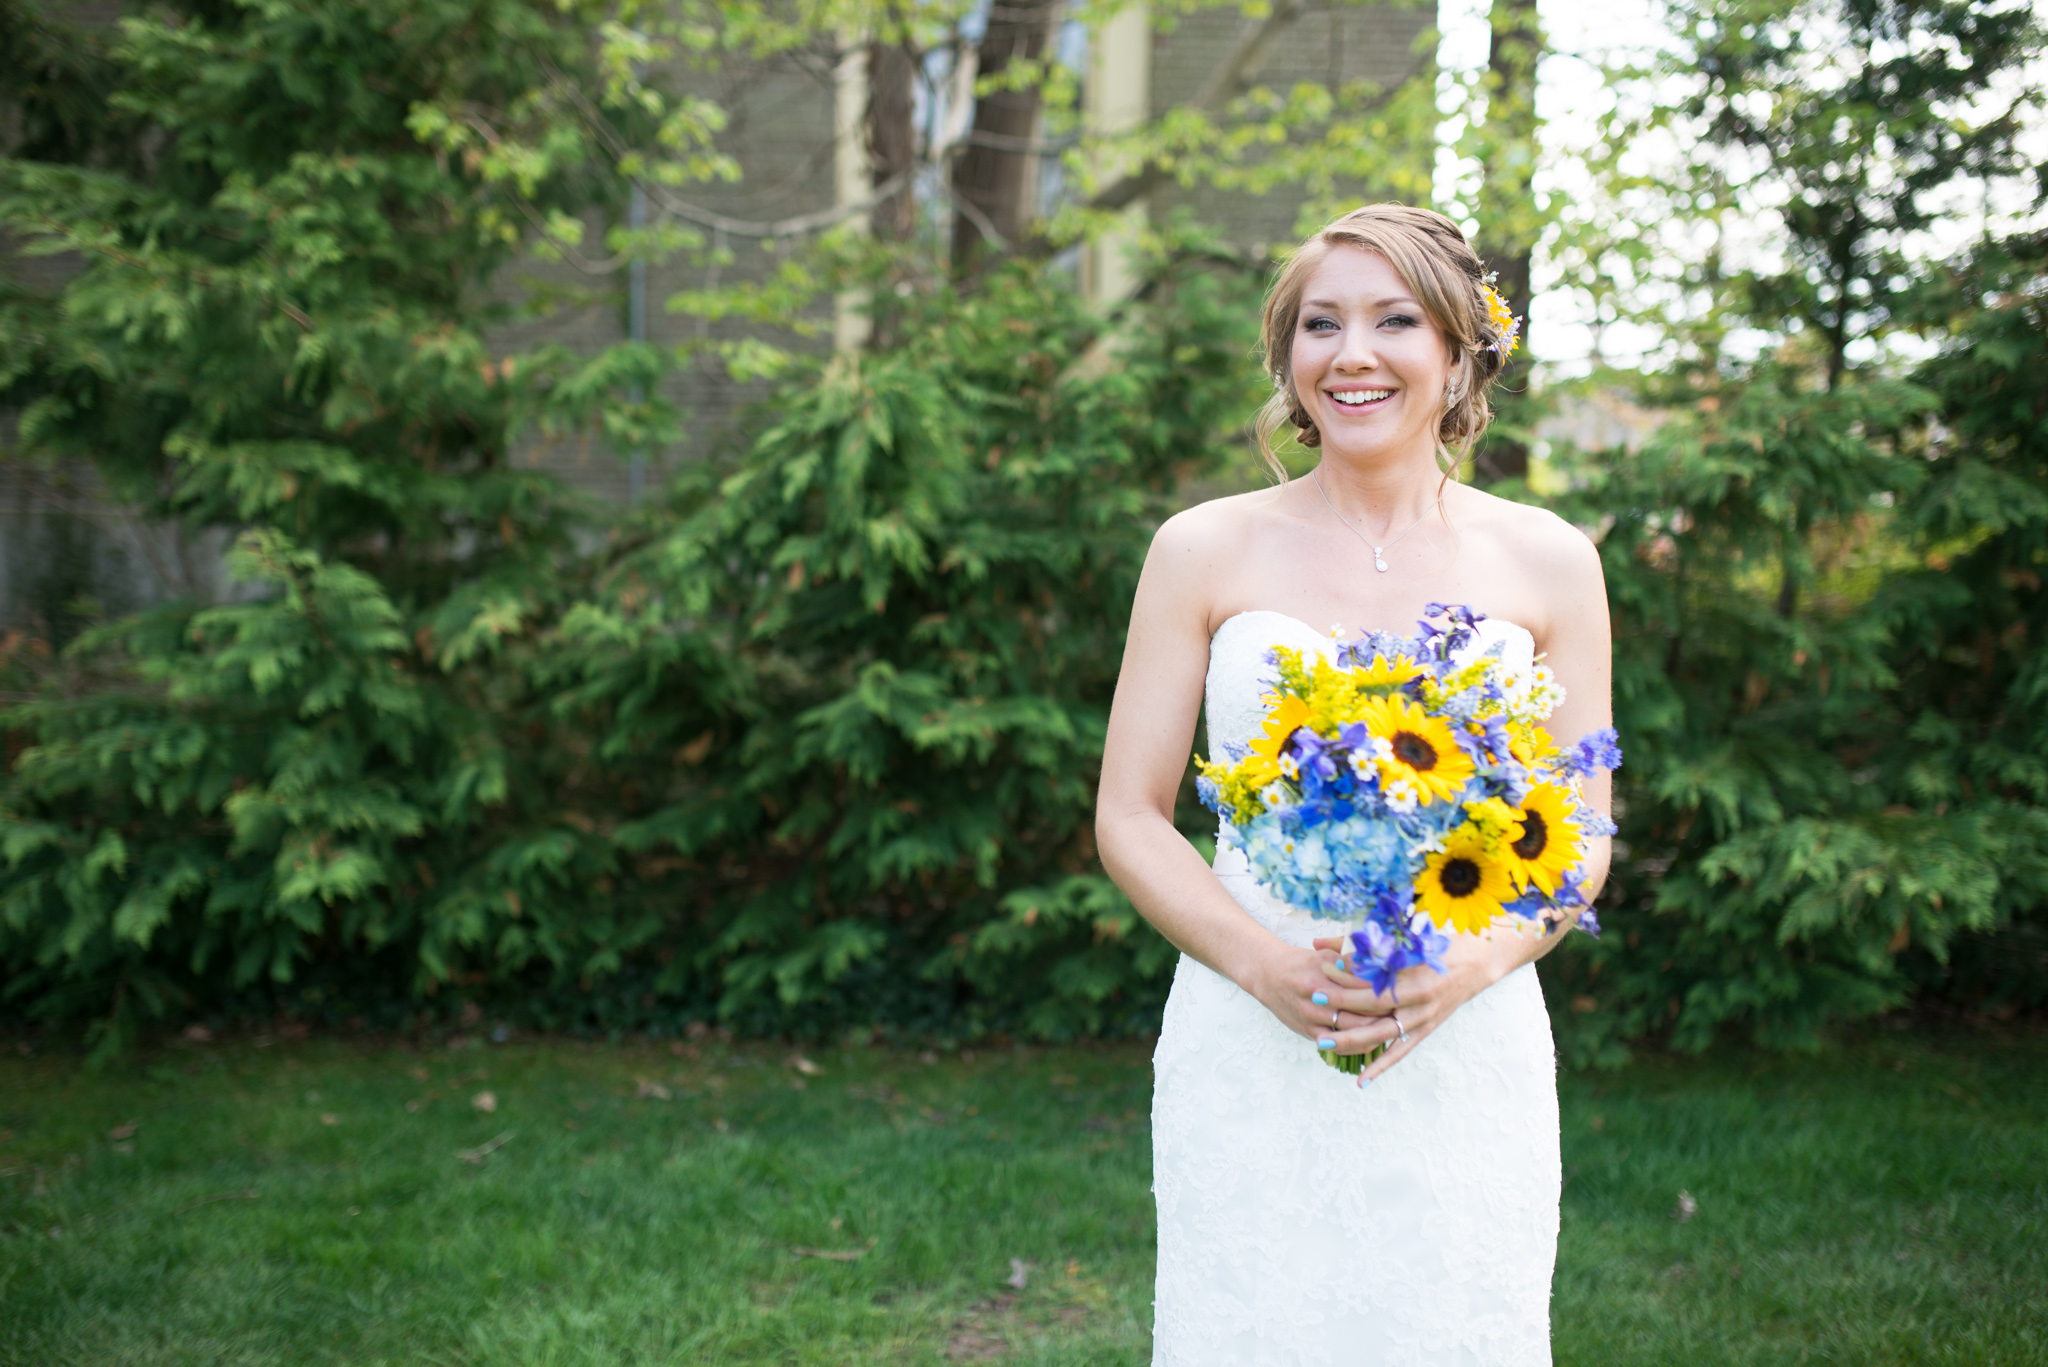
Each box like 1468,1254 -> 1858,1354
1289,245 -> 1454,466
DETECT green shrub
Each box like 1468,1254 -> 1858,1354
1540,235 -> 2048,1063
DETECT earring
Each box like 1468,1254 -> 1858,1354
1442,382 -> 1461,410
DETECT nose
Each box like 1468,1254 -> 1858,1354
1332,325 -> 1378,374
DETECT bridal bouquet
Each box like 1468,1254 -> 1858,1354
1196,604 -> 1620,1074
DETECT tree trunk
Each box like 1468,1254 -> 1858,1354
1474,0 -> 1541,483
951,0 -> 1061,271
867,40 -> 919,241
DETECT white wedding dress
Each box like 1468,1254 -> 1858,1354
1150,610 -> 1560,1366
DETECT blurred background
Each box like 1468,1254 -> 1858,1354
1,0 -> 2044,1062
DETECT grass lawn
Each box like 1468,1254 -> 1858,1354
1,1019 -> 2042,1365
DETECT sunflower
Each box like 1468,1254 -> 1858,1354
1507,720 -> 1557,769
1357,694 -> 1474,805
1250,695 -> 1315,762
1349,652 -> 1427,690
1500,783 -> 1581,895
1416,830 -> 1517,934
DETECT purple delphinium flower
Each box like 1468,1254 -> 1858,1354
1416,603 -> 1485,660
1452,713 -> 1514,766
1566,727 -> 1623,775
1345,897 -> 1450,999
1348,922 -> 1404,996
1289,729 -> 1342,783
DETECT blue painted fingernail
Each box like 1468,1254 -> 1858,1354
1317,1037 -> 1336,1050
1311,992 -> 1329,1007
1358,1074 -> 1373,1089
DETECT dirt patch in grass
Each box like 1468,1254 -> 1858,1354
943,1292 -> 1093,1362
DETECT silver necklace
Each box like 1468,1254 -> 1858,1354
1310,467 -> 1443,573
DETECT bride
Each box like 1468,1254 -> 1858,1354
1095,204 -> 1613,1366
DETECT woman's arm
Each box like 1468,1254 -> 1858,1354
1095,514 -> 1356,1048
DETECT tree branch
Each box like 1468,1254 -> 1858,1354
1082,0 -> 1310,213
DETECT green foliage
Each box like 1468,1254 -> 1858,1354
4,0 -> 2042,1063
0,0 -> 688,1052
0,0 -> 1260,1048
1538,0 -> 2048,1061
547,257 -> 1256,1035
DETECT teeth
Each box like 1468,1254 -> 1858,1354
1330,389 -> 1392,406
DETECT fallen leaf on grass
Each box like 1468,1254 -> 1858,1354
1674,1190 -> 1698,1222
635,1080 -> 672,1101
792,1239 -> 875,1261
471,1091 -> 497,1113
787,1054 -> 821,1076
182,1024 -> 213,1043
456,1131 -> 515,1165
1007,1258 -> 1029,1289
107,1121 -> 137,1142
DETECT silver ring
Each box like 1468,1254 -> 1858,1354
1331,1009 -> 1340,1029
1391,1011 -> 1409,1045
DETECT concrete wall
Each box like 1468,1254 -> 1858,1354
498,47 -> 843,505
1145,2 -> 1437,254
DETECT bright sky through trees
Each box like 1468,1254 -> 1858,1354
1439,0 -> 2048,374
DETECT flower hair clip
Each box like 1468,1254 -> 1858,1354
1480,277 -> 1520,359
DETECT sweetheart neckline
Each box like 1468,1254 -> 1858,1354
1212,607 -> 1536,649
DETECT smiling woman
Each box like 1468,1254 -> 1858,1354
1254,205 -> 1517,488
1095,204 -> 1614,1365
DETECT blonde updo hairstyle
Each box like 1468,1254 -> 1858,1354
1254,204 -> 1514,484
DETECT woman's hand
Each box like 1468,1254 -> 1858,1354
1302,924 -> 1545,1082
1237,939 -> 1392,1050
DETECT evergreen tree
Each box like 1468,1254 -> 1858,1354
0,0 -> 1265,1048
1541,0 -> 2048,1059
0,0 -> 676,1051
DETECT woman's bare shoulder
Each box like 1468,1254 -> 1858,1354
1453,483 -> 1603,578
1148,484 -> 1287,562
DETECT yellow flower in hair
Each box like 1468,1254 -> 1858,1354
1481,281 -> 1520,358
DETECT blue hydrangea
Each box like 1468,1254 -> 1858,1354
1201,604 -> 1620,995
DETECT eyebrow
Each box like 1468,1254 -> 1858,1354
1302,296 -> 1419,311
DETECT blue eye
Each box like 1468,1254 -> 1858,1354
1303,315 -> 1338,332
1382,314 -> 1418,329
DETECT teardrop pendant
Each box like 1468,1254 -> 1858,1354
1373,553 -> 1389,572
